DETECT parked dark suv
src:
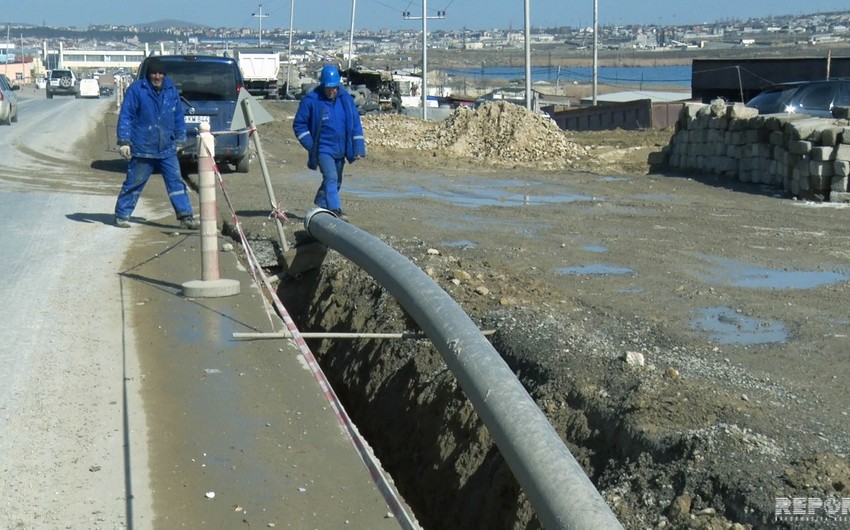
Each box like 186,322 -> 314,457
46,68 -> 78,99
136,55 -> 251,173
745,79 -> 850,118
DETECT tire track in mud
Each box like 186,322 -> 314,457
0,97 -> 118,194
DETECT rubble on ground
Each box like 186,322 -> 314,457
361,101 -> 588,169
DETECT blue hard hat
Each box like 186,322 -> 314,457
320,65 -> 340,88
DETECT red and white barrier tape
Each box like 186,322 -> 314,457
208,140 -> 418,529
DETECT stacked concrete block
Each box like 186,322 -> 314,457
658,99 -> 850,201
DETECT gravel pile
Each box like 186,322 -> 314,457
361,113 -> 437,150
362,101 -> 588,168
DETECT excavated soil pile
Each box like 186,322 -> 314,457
362,101 -> 589,169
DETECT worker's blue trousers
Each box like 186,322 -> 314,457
314,154 -> 345,211
114,155 -> 193,220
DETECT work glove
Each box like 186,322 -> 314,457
118,145 -> 131,160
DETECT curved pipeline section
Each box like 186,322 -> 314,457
304,208 -> 623,530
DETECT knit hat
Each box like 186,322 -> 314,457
147,57 -> 166,74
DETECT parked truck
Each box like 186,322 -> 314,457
236,48 -> 280,99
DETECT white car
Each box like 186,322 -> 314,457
46,68 -> 78,98
0,74 -> 19,125
78,78 -> 100,99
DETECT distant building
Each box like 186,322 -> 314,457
0,58 -> 37,84
578,90 -> 692,107
0,42 -> 15,63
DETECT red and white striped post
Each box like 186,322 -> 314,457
198,122 -> 219,281
181,122 -> 241,298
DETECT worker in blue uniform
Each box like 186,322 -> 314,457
293,64 -> 366,221
113,57 -> 198,229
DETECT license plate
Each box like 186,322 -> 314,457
184,115 -> 210,123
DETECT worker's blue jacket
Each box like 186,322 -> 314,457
293,86 -> 366,170
117,76 -> 186,159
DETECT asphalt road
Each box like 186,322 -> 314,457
0,91 -> 153,526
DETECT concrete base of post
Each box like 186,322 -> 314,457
181,278 -> 241,298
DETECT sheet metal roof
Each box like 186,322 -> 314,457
580,90 -> 693,105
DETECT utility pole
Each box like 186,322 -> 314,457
348,0 -> 356,70
252,3 -> 268,47
523,0 -> 531,110
4,25 -> 9,77
592,0 -> 598,105
286,0 -> 295,98
403,4 -> 445,120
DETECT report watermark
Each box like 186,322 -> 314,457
775,496 -> 850,524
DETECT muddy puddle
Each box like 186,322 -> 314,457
554,251 -> 847,345
427,212 -> 549,235
441,239 -> 477,248
556,263 -> 634,276
295,171 -> 597,208
683,254 -> 848,344
581,244 -> 608,253
690,306 -> 789,345
690,253 -> 848,289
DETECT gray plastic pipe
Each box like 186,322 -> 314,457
304,209 -> 623,530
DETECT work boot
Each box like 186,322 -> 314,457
332,209 -> 349,222
114,216 -> 130,228
179,215 -> 200,230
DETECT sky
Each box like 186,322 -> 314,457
3,0 -> 848,32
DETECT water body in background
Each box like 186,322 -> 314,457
440,65 -> 692,89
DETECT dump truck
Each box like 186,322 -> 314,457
236,48 -> 280,99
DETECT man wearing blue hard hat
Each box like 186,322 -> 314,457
293,64 -> 366,221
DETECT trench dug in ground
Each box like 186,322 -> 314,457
273,242 -> 846,530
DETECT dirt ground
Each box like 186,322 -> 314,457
128,99 -> 850,529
